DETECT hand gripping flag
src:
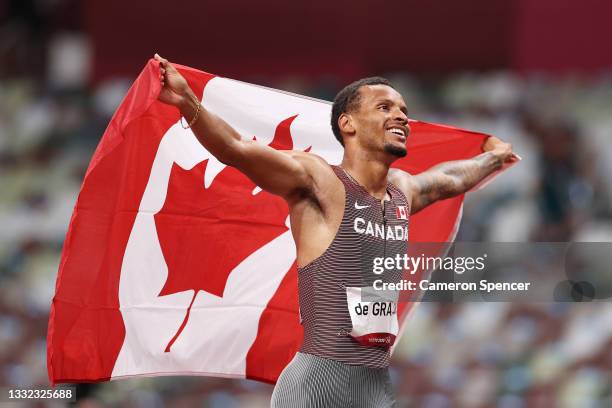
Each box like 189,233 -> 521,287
47,60 -> 513,385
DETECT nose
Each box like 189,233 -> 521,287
394,108 -> 410,135
393,108 -> 408,123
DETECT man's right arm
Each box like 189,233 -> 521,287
155,54 -> 313,202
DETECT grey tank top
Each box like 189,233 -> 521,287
298,165 -> 410,368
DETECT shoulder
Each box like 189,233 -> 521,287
282,151 -> 343,210
388,168 -> 419,211
284,151 -> 336,179
285,150 -> 328,165
388,167 -> 415,193
282,151 -> 342,201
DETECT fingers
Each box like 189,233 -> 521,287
154,53 -> 170,73
154,53 -> 171,87
505,153 -> 520,163
155,53 -> 178,75
154,53 -> 168,65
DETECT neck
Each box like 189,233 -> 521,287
340,148 -> 392,199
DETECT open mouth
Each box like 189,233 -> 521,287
385,126 -> 407,141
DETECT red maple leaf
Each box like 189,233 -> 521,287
154,115 -> 309,352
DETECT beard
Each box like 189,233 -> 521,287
384,142 -> 407,158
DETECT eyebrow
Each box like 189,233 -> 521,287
376,98 -> 408,115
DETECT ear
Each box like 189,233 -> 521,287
339,113 -> 356,136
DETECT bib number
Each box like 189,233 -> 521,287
346,287 -> 399,347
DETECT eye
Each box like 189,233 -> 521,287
378,104 -> 389,111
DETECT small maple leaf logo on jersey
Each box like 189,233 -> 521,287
154,115 -> 309,352
396,206 -> 408,220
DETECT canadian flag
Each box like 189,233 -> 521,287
47,60 -> 509,385
396,206 -> 408,220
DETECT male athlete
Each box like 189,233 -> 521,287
154,54 -> 516,407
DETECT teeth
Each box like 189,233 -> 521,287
388,128 -> 404,136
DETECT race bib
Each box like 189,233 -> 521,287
346,287 -> 399,347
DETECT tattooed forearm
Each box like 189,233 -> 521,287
410,152 -> 503,213
434,151 -> 502,191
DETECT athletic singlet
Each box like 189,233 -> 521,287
298,165 -> 409,368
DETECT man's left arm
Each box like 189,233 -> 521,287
392,137 -> 517,214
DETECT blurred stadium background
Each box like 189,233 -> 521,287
1,0 -> 612,406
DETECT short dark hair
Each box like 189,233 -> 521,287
330,77 -> 395,146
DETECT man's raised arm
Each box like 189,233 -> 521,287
391,137 -> 517,214
154,54 -> 312,202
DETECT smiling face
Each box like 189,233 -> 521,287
341,84 -> 410,158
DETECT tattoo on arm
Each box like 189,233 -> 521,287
411,152 -> 502,213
